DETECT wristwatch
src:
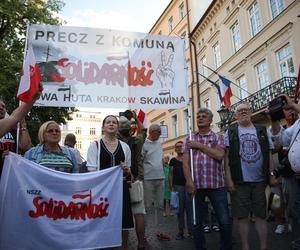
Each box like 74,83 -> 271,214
270,171 -> 276,176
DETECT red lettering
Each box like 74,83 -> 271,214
28,190 -> 110,221
54,57 -> 154,87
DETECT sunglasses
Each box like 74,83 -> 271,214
46,129 -> 60,134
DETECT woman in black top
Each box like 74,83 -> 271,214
87,115 -> 133,249
170,141 -> 193,239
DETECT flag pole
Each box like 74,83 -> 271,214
187,98 -> 196,225
16,23 -> 30,154
202,64 -> 252,96
197,73 -> 242,101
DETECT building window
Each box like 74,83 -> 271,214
90,114 -> 95,119
226,6 -> 230,14
90,127 -> 96,135
204,99 -> 211,109
248,1 -> 261,37
200,56 -> 208,77
168,16 -> 173,33
75,127 -> 82,135
213,42 -> 221,69
76,141 -> 82,150
159,121 -> 165,141
76,114 -> 82,118
181,31 -> 188,49
179,2 -> 185,20
172,115 -> 178,138
231,22 -> 241,52
256,60 -> 269,89
237,75 -> 248,99
183,109 -> 189,134
270,0 -> 285,19
277,44 -> 295,77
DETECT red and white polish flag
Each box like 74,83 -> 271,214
137,109 -> 147,128
17,44 -> 42,103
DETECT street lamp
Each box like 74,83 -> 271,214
217,105 -> 233,129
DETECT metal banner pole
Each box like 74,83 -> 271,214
187,98 -> 196,225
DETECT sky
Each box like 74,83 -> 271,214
59,0 -> 171,33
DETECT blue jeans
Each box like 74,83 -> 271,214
192,187 -> 232,250
174,185 -> 193,233
203,201 -> 218,226
292,181 -> 300,250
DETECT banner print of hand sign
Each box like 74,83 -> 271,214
156,51 -> 175,89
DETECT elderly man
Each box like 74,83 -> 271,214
183,108 -> 232,250
225,102 -> 277,250
64,133 -> 83,166
142,123 -> 170,241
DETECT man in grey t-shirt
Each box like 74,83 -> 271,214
142,124 -> 170,240
224,102 -> 276,250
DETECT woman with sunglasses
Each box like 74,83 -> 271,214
24,121 -> 78,173
87,115 -> 133,250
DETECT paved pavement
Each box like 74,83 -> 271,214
128,209 -> 293,250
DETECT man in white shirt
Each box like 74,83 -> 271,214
270,94 -> 300,250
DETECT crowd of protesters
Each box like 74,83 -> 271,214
1,89 -> 300,250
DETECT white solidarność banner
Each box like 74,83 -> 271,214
0,153 -> 123,250
28,24 -> 188,109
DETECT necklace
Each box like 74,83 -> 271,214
103,138 -> 117,145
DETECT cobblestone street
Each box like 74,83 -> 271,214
128,210 -> 293,250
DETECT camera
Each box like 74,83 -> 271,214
268,96 -> 287,121
119,110 -> 134,120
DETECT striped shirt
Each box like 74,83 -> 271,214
184,130 -> 225,189
38,152 -> 73,173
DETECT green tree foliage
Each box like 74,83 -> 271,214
0,0 -> 74,145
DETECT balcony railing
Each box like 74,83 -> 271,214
218,77 -> 297,127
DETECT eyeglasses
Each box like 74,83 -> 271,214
196,115 -> 209,119
175,145 -> 183,148
236,108 -> 251,113
46,129 -> 60,134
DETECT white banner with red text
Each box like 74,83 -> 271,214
0,153 -> 123,250
28,24 -> 188,109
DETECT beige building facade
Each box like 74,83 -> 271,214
60,111 -> 102,159
147,0 -> 300,155
191,0 -> 299,124
148,0 -> 197,157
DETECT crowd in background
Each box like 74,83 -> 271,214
1,89 -> 300,250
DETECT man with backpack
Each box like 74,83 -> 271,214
224,102 -> 277,250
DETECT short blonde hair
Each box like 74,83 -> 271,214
38,121 -> 60,144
